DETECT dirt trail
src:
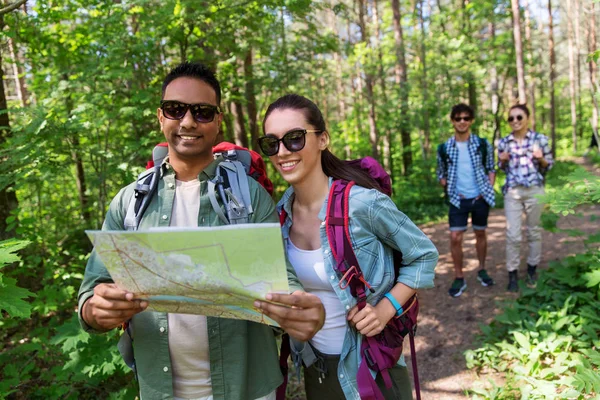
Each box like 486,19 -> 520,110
406,158 -> 600,399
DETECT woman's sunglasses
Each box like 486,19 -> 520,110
160,100 -> 221,123
508,115 -> 524,123
258,129 -> 322,156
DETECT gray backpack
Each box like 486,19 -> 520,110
123,144 -> 260,231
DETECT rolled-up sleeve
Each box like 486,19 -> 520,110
77,188 -> 128,333
368,191 -> 438,289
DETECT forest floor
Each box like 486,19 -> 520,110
410,157 -> 600,399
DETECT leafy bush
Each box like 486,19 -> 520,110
465,161 -> 600,399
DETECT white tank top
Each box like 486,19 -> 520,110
286,239 -> 347,355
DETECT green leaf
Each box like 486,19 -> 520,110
513,331 -> 530,350
0,277 -> 36,318
0,239 -> 30,268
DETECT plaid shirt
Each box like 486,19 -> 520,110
436,134 -> 496,208
497,130 -> 554,195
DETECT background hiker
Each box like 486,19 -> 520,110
498,104 -> 554,292
77,62 -> 325,400
436,103 -> 496,298
259,94 -> 438,399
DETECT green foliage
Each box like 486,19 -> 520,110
0,239 -> 35,319
465,161 -> 600,399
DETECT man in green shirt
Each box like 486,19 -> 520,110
78,62 -> 325,400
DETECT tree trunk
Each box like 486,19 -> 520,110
7,37 -> 28,106
547,0 -> 556,157
523,0 -> 536,130
587,1 -> 600,147
243,48 -> 259,150
511,0 -> 527,104
357,0 -> 379,161
63,74 -> 91,224
222,103 -> 234,143
0,14 -> 18,240
574,0 -> 583,140
418,0 -> 430,159
391,0 -> 412,175
371,0 -> 392,171
327,2 -> 351,158
231,100 -> 248,148
490,22 -> 501,147
566,0 -> 578,152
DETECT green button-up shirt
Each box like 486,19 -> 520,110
78,158 -> 303,400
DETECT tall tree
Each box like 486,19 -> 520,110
511,0 -> 527,104
391,0 -> 412,174
566,0 -> 578,151
0,4 -> 23,240
547,0 -> 557,157
357,0 -> 379,160
417,0 -> 430,158
371,0 -> 392,171
587,0 -> 599,147
523,0 -> 536,129
243,47 -> 259,150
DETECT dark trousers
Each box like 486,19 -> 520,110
304,349 -> 413,400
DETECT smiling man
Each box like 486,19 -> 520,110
437,103 -> 496,298
77,62 -> 325,400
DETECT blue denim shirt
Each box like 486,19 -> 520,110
278,178 -> 438,399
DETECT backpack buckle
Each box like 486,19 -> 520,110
362,347 -> 380,372
338,265 -> 358,290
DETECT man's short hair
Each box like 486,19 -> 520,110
450,103 -> 475,120
161,62 -> 221,104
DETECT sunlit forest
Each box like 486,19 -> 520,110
0,0 -> 599,398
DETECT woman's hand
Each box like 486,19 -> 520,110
254,291 -> 325,341
347,302 -> 395,337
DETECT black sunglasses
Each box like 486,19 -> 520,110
160,100 -> 221,123
508,115 -> 524,123
453,116 -> 472,122
258,129 -> 322,156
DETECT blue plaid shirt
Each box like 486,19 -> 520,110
497,130 -> 554,195
436,134 -> 496,208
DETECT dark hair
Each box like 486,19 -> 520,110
450,103 -> 475,120
263,94 -> 384,193
162,62 -> 221,104
509,104 -> 530,117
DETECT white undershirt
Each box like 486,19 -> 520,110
286,239 -> 347,355
169,179 -> 213,399
168,180 -> 277,400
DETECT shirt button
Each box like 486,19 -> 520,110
162,215 -> 168,220
345,305 -> 350,310
324,249 -> 330,255
320,221 -> 325,227
168,183 -> 174,189
330,275 -> 335,280
339,374 -> 344,379
159,327 -> 165,333
163,366 -> 169,372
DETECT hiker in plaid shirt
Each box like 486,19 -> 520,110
498,104 -> 553,292
437,104 -> 496,298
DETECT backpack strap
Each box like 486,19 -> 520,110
207,152 -> 254,225
124,166 -> 160,231
477,136 -> 489,174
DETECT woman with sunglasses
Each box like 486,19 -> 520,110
258,94 -> 438,400
497,104 -> 553,292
